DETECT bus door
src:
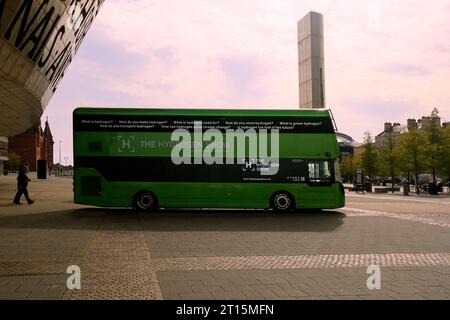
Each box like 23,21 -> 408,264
304,160 -> 335,205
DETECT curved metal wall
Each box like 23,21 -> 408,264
0,0 -> 104,136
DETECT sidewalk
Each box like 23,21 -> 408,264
344,184 -> 450,197
346,190 -> 450,205
351,190 -> 450,198
0,173 -> 77,215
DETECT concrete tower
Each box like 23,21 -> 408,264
298,12 -> 325,109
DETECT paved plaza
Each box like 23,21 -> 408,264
0,174 -> 449,299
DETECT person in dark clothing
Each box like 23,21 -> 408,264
13,163 -> 34,205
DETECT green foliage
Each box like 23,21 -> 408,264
5,153 -> 21,171
378,130 -> 397,178
347,108 -> 449,192
422,108 -> 444,182
359,132 -> 379,178
439,126 -> 450,181
393,128 -> 427,193
340,155 -> 356,183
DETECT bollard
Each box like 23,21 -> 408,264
428,182 -> 438,195
403,181 -> 409,196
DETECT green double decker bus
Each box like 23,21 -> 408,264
73,108 -> 345,211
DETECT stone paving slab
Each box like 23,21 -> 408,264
342,207 -> 450,228
346,195 -> 450,215
141,213 -> 450,258
0,261 -> 71,276
0,274 -> 68,300
157,267 -> 450,300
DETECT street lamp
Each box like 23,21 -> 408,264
59,140 -> 62,176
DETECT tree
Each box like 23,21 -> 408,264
359,132 -> 379,180
423,108 -> 443,184
378,128 -> 398,193
395,129 -> 427,194
5,153 -> 21,172
439,125 -> 450,188
340,155 -> 356,183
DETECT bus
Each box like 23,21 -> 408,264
73,108 -> 345,211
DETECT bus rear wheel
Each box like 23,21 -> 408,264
271,192 -> 295,212
133,191 -> 158,212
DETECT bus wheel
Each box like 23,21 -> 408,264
271,192 -> 295,212
134,191 -> 158,212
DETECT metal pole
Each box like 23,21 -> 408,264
59,140 -> 62,176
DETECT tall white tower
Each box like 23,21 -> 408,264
298,12 -> 325,109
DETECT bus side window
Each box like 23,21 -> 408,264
334,160 -> 342,182
290,159 -> 308,182
308,161 -> 331,183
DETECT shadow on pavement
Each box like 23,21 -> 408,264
0,207 -> 346,232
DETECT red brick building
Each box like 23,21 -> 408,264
8,119 -> 54,172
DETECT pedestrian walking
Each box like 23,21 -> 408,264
13,161 -> 34,205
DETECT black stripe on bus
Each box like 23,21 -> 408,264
73,114 -> 334,134
75,156 -> 334,184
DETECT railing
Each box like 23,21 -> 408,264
53,169 -> 73,177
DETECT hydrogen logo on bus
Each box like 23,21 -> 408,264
170,121 -> 280,176
118,136 -> 135,153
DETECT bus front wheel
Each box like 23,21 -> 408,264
271,192 -> 295,212
133,191 -> 158,212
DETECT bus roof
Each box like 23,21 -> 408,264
73,107 -> 332,118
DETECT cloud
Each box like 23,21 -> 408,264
331,96 -> 443,142
382,63 -> 432,76
220,56 -> 269,104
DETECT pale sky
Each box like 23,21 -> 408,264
42,0 -> 450,164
